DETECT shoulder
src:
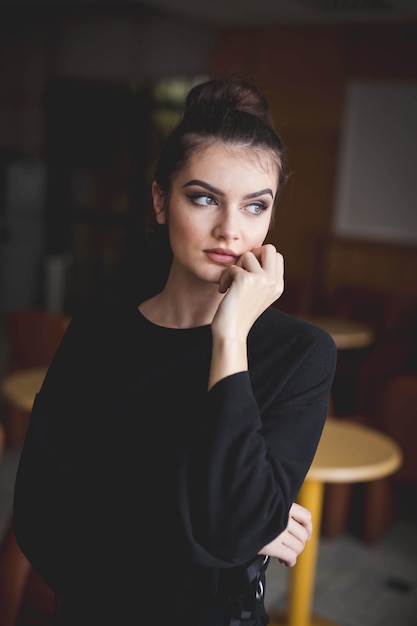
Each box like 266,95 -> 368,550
67,299 -> 140,335
56,299 -> 144,364
254,306 -> 336,355
248,306 -> 337,386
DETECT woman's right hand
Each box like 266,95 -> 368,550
258,502 -> 312,567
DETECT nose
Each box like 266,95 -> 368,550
213,207 -> 239,241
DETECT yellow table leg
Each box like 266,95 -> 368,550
269,479 -> 340,626
287,479 -> 324,626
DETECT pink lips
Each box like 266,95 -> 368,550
204,248 -> 238,265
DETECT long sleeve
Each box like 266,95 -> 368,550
13,302 -> 336,615
180,311 -> 336,566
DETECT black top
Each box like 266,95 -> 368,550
13,302 -> 336,625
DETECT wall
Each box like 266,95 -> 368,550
1,10 -> 417,312
208,23 -> 417,306
0,7 -> 214,157
0,5 -> 214,312
333,81 -> 417,245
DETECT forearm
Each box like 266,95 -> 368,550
208,335 -> 248,390
208,245 -> 284,391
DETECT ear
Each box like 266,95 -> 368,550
152,181 -> 167,225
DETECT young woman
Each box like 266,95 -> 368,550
13,75 -> 336,626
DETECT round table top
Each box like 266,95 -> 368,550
1,366 -> 47,412
307,418 -> 403,483
2,368 -> 402,487
301,315 -> 375,350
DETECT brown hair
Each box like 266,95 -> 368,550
131,75 -> 287,301
154,75 -> 286,199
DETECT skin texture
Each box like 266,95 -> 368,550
260,502 -> 312,566
139,142 -> 311,566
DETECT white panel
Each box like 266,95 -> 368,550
333,81 -> 417,244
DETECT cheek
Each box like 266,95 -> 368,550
169,214 -> 203,247
246,220 -> 271,247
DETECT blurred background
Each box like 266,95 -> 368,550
0,1 -> 417,624
0,0 -> 416,320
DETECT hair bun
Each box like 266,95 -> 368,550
184,75 -> 271,124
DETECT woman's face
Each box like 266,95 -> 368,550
153,143 -> 279,287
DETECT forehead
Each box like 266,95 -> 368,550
179,142 -> 279,189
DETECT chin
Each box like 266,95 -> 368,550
197,270 -> 223,286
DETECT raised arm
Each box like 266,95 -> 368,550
209,244 -> 284,390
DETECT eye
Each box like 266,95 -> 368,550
188,193 -> 218,207
245,201 -> 269,215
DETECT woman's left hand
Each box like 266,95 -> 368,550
212,244 -> 284,341
208,244 -> 284,390
258,502 -> 312,567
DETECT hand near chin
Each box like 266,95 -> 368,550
213,244 -> 284,338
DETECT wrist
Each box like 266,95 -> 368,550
208,336 -> 248,390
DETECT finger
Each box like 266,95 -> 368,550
289,515 -> 313,534
235,250 -> 262,271
238,247 -> 284,297
289,502 -> 311,520
237,244 -> 279,270
250,243 -> 277,266
218,274 -> 233,294
289,503 -> 312,535
281,526 -> 308,554
218,266 -> 239,294
276,546 -> 297,568
263,540 -> 298,566
287,516 -> 312,543
258,246 -> 285,297
218,250 -> 265,291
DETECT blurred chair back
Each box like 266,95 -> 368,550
4,308 -> 71,374
0,309 -> 70,626
1,308 -> 71,447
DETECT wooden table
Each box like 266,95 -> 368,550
1,366 -> 47,413
2,368 -> 403,626
301,315 -> 375,419
300,315 -> 374,350
269,417 -> 403,626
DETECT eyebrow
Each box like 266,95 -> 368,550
183,179 -> 274,200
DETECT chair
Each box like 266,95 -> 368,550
2,308 -> 71,447
321,300 -> 417,541
0,308 -> 70,626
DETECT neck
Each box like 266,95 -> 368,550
139,275 -> 224,329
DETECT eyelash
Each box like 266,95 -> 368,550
249,201 -> 268,214
187,193 -> 269,215
188,193 -> 217,206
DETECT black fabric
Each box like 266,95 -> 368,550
13,301 -> 336,625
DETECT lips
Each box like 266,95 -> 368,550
204,248 -> 238,265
